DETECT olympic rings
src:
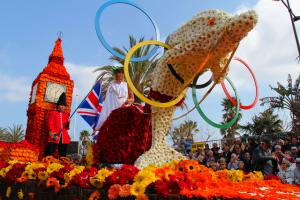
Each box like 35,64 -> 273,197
221,57 -> 258,110
95,0 -> 160,62
192,75 -> 240,129
124,40 -> 187,107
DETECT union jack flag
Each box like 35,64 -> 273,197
77,80 -> 104,129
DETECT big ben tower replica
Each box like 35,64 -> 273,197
25,37 -> 74,156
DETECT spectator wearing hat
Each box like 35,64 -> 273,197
293,158 -> 300,185
45,93 -> 70,157
278,159 -> 294,184
252,138 -> 277,175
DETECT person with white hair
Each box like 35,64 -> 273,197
277,159 -> 294,184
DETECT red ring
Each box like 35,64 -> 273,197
221,57 -> 258,110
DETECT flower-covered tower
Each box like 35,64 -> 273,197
25,38 -> 74,157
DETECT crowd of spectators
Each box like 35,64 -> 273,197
184,134 -> 300,185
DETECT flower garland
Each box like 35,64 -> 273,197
0,159 -> 299,199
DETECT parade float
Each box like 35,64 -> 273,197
1,0 -> 300,199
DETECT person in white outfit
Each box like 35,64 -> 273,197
94,67 -> 134,133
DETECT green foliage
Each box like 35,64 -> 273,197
240,109 -> 283,136
94,35 -> 159,103
261,74 -> 300,132
168,120 -> 199,153
0,127 -> 8,142
220,98 -> 242,139
0,124 -> 25,143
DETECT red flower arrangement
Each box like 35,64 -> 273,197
70,167 -> 98,188
0,160 -> 8,169
92,106 -> 152,165
104,165 -> 139,187
4,163 -> 27,185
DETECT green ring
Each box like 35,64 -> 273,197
192,75 -> 240,129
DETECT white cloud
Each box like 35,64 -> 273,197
232,0 -> 300,89
0,73 -> 30,102
65,62 -> 100,102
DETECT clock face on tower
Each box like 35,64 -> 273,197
44,82 -> 66,103
30,83 -> 38,104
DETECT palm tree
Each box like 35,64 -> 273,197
220,98 -> 242,139
168,120 -> 199,153
240,109 -> 283,137
0,127 -> 8,142
261,74 -> 300,132
79,130 -> 91,143
4,124 -> 25,142
94,35 -> 159,103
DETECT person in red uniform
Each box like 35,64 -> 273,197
45,92 -> 70,157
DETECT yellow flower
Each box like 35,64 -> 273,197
28,171 -> 37,180
227,170 -> 244,182
64,166 -> 85,185
86,147 -> 94,167
6,186 -> 11,198
89,177 -> 103,189
25,162 -> 45,171
134,170 -> 158,185
95,168 -> 113,182
8,160 -> 20,165
38,171 -> 49,181
130,182 -> 147,196
253,171 -> 264,180
17,189 -> 24,199
47,163 -> 64,174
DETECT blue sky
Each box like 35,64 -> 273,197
0,0 -> 299,141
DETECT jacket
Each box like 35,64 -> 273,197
48,110 -> 70,144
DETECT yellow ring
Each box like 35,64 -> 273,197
124,40 -> 187,108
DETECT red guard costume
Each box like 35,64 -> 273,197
48,110 -> 70,144
45,93 -> 70,157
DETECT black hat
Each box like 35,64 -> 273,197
57,92 -> 66,106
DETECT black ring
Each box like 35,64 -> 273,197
167,64 -> 212,89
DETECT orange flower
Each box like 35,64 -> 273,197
119,184 -> 131,197
108,184 -> 121,200
46,177 -> 59,188
16,176 -> 28,183
136,193 -> 149,200
175,160 -> 200,173
88,191 -> 100,200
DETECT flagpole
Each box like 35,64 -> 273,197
69,80 -> 99,120
73,94 -> 78,140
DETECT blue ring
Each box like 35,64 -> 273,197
95,0 -> 160,62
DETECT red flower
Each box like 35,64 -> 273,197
5,163 -> 27,185
264,174 -> 281,181
155,180 -> 169,198
0,160 -> 8,169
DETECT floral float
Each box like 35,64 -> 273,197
0,141 -> 39,162
0,157 -> 299,200
91,1 -> 259,168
